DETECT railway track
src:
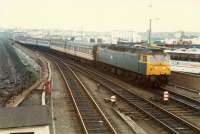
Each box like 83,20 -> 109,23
161,86 -> 200,112
52,56 -> 117,134
167,83 -> 200,94
48,53 -> 200,134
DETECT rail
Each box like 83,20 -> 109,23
49,54 -> 200,134
161,86 -> 200,112
52,56 -> 117,134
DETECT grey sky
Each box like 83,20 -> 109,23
0,0 -> 200,32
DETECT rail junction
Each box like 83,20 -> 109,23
43,51 -> 200,134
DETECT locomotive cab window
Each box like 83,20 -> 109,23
142,55 -> 147,62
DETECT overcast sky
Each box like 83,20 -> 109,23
0,0 -> 200,32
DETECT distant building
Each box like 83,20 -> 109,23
163,31 -> 200,45
0,106 -> 50,134
111,31 -> 142,44
164,38 -> 200,45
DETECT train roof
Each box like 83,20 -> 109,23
67,41 -> 97,47
101,44 -> 166,54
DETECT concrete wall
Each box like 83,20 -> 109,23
0,125 -> 50,134
170,72 -> 200,91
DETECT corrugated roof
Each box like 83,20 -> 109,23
0,105 -> 50,129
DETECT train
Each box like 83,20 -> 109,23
14,36 -> 171,86
165,48 -> 200,62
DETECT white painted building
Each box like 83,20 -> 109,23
111,31 -> 142,44
0,106 -> 50,134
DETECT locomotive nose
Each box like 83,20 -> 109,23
148,65 -> 171,75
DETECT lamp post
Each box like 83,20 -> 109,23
148,18 -> 159,46
149,19 -> 152,46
